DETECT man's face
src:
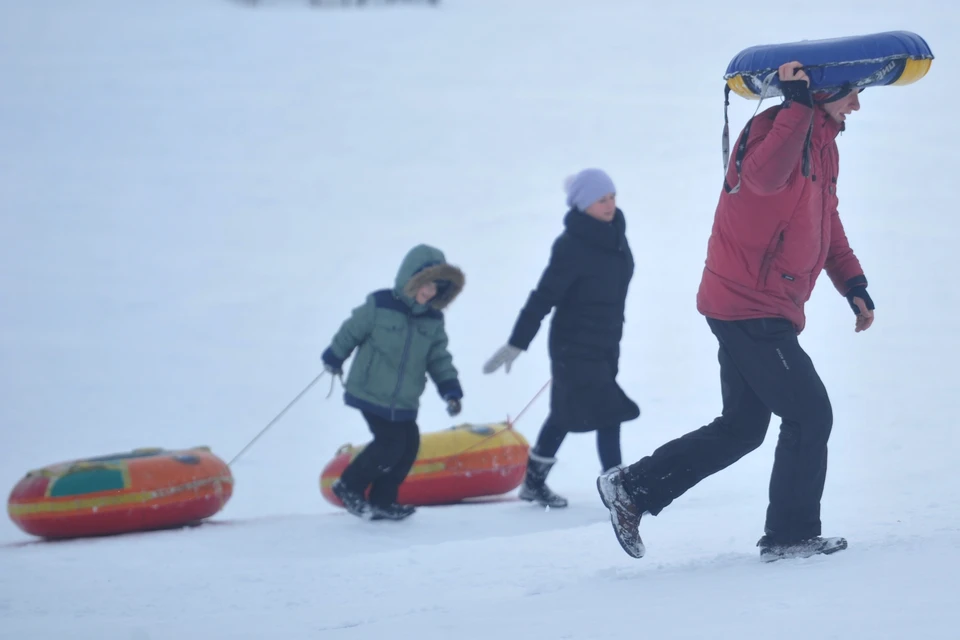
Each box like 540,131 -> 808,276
823,90 -> 861,124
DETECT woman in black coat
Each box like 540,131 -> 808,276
483,168 -> 640,507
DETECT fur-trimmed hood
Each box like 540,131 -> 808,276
394,244 -> 465,312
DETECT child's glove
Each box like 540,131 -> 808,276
321,347 -> 343,377
324,363 -> 342,376
446,398 -> 462,417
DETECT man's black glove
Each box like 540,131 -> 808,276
846,285 -> 875,315
781,79 -> 813,108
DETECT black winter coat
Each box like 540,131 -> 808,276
509,208 -> 640,433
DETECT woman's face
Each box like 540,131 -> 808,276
585,193 -> 617,222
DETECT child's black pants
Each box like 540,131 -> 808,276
339,411 -> 420,507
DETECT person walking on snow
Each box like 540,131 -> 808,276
322,244 -> 465,521
598,62 -> 875,562
484,169 -> 640,508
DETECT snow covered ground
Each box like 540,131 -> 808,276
1,0 -> 958,637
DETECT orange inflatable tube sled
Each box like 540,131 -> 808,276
320,422 -> 529,507
7,446 -> 233,539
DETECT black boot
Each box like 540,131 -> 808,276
757,535 -> 848,562
370,503 -> 416,521
597,466 -> 645,558
519,451 -> 568,508
332,480 -> 372,520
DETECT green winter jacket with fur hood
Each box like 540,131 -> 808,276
322,244 -> 465,422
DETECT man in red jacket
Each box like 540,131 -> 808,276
598,61 -> 875,562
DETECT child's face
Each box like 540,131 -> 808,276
415,281 -> 437,305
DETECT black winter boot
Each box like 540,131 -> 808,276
597,466 -> 645,558
370,503 -> 416,521
332,480 -> 372,520
757,535 -> 848,562
519,451 -> 568,508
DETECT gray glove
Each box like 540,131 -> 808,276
482,344 -> 522,374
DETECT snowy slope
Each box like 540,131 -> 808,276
1,0 -> 959,638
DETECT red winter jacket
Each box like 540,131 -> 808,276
696,101 -> 865,333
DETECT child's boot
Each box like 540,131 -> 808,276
332,479 -> 372,519
370,503 -> 417,521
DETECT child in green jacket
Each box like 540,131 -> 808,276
322,244 -> 465,521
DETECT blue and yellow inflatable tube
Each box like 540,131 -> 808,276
725,31 -> 933,99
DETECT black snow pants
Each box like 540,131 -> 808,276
339,411 -> 420,508
622,317 -> 834,542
